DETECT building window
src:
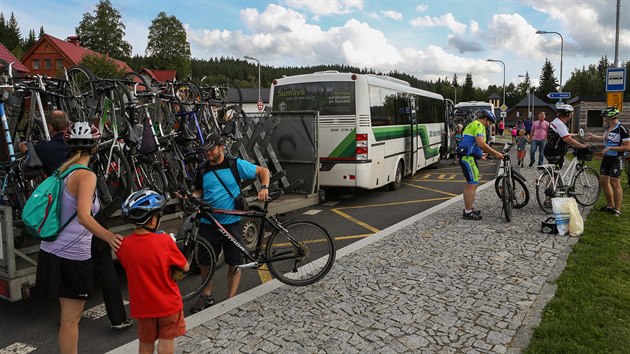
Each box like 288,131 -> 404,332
586,110 -> 603,128
32,59 -> 40,70
516,111 -> 522,118
56,59 -> 63,69
44,59 -> 51,70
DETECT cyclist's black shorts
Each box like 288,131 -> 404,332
600,155 -> 623,178
198,221 -> 244,266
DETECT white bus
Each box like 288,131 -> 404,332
453,101 -> 497,141
270,71 -> 451,190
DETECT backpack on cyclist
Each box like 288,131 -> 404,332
22,164 -> 91,241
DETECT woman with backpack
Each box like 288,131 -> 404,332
35,122 -> 124,354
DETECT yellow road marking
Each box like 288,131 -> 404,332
402,183 -> 459,197
331,209 -> 380,233
438,174 -> 456,180
335,233 -> 373,241
257,264 -> 273,283
410,179 -> 491,183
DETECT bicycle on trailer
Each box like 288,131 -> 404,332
175,189 -> 336,301
535,146 -> 600,214
494,142 -> 530,221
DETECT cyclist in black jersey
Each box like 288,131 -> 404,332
585,107 -> 630,216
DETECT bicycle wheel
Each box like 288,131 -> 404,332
94,146 -> 133,205
496,176 -> 529,209
135,161 -> 168,195
572,166 -> 600,206
176,235 -> 215,302
502,177 -> 512,221
535,171 -> 554,214
215,80 -> 243,108
266,220 -> 335,286
65,65 -> 97,121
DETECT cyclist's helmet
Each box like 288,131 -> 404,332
556,104 -> 574,115
601,106 -> 619,119
65,121 -> 101,151
477,109 -> 496,124
121,189 -> 166,225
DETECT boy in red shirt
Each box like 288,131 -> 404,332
117,189 -> 189,354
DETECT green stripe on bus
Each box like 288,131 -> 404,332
417,125 -> 440,159
328,129 -> 356,158
373,125 -> 440,159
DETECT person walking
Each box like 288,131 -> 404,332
180,133 -> 270,314
529,111 -> 549,167
585,107 -> 630,216
117,189 -> 190,354
456,110 -> 504,220
35,122 -> 124,354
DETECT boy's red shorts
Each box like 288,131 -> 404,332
517,150 -> 526,160
137,310 -> 186,342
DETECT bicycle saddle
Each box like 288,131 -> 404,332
174,124 -> 197,145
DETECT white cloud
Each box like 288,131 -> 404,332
485,13 -> 542,58
381,10 -> 403,21
469,20 -> 479,33
416,4 -> 428,12
284,0 -> 363,16
410,13 -> 467,34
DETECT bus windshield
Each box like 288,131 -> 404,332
272,81 -> 356,115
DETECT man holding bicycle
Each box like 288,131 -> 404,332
544,104 -> 590,168
457,110 -> 504,220
585,107 -> 630,216
186,133 -> 270,313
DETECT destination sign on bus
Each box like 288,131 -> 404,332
273,82 -> 356,115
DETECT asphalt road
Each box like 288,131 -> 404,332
0,158 -> 498,354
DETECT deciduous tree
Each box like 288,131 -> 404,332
146,12 -> 191,78
75,0 -> 131,59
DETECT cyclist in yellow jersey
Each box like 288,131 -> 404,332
456,110 -> 504,220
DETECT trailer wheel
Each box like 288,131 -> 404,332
240,217 -> 260,251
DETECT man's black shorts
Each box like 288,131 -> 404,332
198,221 -> 244,266
600,155 -> 623,178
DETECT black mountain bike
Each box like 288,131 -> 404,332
175,190 -> 336,301
494,143 -> 530,221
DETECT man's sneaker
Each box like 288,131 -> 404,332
111,319 -> 133,330
463,209 -> 482,220
190,293 -> 215,314
600,206 -> 615,213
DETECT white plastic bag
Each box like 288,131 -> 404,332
551,198 -> 583,236
551,198 -> 572,236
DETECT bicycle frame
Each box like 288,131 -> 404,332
190,204 -> 299,269
536,156 -> 581,195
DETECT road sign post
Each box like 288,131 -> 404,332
547,92 -> 571,100
257,99 -> 264,111
606,67 -> 626,92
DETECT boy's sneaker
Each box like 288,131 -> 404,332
600,206 -> 615,213
611,209 -> 621,217
111,319 -> 133,330
190,293 -> 215,314
463,209 -> 482,220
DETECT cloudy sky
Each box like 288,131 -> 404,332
3,0 -> 629,90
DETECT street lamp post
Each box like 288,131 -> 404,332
244,55 -> 261,108
486,59 -> 505,107
452,84 -> 457,104
536,30 -> 564,91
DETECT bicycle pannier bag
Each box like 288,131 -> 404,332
22,164 -> 91,240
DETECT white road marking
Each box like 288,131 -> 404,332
303,209 -> 322,215
0,342 -> 36,354
322,201 -> 340,206
82,300 -> 130,319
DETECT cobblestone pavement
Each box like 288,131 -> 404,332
110,162 -> 588,354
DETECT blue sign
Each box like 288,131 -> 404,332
547,92 -> 571,99
606,67 -> 626,92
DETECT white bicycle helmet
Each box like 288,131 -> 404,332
556,104 -> 574,115
65,121 -> 101,150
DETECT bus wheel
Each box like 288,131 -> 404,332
389,161 -> 403,191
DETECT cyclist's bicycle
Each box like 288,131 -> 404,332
494,143 -> 530,221
535,146 -> 600,213
175,190 -> 336,301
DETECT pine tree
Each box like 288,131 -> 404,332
23,29 -> 37,53
75,0 -> 131,59
537,59 -> 558,103
39,26 -> 45,38
596,56 -> 610,81
0,13 -> 7,46
461,73 -> 474,101
5,13 -> 22,53
146,12 -> 191,78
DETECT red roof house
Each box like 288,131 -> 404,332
20,34 -> 132,77
0,42 -> 30,73
140,68 -> 177,84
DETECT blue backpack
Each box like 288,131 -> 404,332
22,164 -> 91,240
